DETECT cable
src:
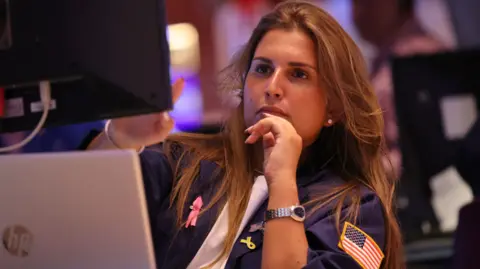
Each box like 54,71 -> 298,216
0,80 -> 52,153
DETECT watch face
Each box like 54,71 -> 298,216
293,207 -> 305,218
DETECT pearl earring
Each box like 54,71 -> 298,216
327,119 -> 333,125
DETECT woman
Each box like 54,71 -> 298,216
86,1 -> 403,268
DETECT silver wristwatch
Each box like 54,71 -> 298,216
265,205 -> 306,222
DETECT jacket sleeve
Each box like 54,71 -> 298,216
77,130 -> 176,228
139,147 -> 175,220
303,191 -> 386,269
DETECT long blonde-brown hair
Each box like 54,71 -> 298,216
164,1 -> 403,268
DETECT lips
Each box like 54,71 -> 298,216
256,106 -> 288,118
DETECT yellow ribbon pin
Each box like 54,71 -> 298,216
240,236 -> 256,250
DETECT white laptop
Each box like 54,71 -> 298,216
0,150 -> 156,269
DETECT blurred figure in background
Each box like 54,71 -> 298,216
352,0 -> 449,240
352,0 -> 447,177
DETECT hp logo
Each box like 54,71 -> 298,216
2,225 -> 33,257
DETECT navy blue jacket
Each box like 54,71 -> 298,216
138,144 -> 387,269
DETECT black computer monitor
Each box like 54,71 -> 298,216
391,48 -> 480,242
0,0 -> 172,133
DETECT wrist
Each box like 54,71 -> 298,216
267,180 -> 299,209
268,180 -> 297,193
265,169 -> 296,185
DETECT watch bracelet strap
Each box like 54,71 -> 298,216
265,207 -> 292,220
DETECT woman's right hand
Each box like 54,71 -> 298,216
106,78 -> 185,149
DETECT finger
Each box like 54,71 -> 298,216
249,117 -> 283,136
158,117 -> 175,137
172,78 -> 185,104
261,112 -> 292,124
262,132 -> 275,148
245,130 -> 261,144
151,112 -> 175,142
159,112 -> 174,130
245,118 -> 281,144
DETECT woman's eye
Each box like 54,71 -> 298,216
292,69 -> 308,79
254,64 -> 272,75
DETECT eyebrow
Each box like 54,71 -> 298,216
252,56 -> 317,71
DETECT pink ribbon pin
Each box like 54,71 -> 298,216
185,196 -> 203,228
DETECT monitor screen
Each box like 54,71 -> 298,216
0,0 -> 172,133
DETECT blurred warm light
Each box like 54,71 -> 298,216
167,23 -> 200,75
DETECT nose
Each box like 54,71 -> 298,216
265,70 -> 284,100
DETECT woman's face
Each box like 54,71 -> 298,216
243,29 -> 330,147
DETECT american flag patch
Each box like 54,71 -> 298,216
338,222 -> 384,269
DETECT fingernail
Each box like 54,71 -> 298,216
244,132 -> 258,144
244,126 -> 253,134
262,112 -> 273,117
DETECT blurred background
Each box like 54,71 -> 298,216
1,0 -> 479,268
